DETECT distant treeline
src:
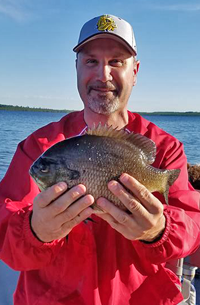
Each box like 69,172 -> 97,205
139,111 -> 200,116
0,104 -> 200,116
0,104 -> 71,113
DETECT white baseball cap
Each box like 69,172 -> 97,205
73,14 -> 137,56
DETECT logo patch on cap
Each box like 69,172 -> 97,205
97,15 -> 117,32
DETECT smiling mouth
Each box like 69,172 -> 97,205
93,87 -> 114,91
89,88 -> 117,95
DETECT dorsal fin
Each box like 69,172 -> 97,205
86,123 -> 156,164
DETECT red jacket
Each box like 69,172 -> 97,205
0,111 -> 200,305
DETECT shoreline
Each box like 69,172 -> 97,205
0,104 -> 200,116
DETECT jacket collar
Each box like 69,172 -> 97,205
66,110 -> 148,137
125,111 -> 148,135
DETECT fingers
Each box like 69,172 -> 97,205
35,183 -> 88,216
31,182 -> 95,242
97,197 -> 131,225
34,182 -> 68,208
96,210 -> 127,233
96,198 -> 140,240
107,179 -> 148,217
60,207 -> 93,235
115,174 -> 163,214
97,189 -> 165,241
96,174 -> 165,242
47,184 -> 88,216
56,194 -> 94,225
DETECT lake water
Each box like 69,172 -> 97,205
0,111 -> 200,181
0,110 -> 200,305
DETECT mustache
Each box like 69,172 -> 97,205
88,82 -> 117,93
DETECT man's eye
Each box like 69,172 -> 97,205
86,59 -> 98,65
110,59 -> 123,66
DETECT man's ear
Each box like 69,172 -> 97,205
133,60 -> 140,86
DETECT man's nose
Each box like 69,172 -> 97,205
97,63 -> 113,82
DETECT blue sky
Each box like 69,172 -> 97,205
0,0 -> 199,112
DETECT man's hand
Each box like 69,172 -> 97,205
31,182 -> 94,242
96,174 -> 166,242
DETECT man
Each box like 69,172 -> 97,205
0,14 -> 200,305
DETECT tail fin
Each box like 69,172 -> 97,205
163,169 -> 180,205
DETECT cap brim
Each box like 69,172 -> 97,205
73,32 -> 137,56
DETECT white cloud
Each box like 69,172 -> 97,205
0,0 -> 31,21
0,0 -> 61,22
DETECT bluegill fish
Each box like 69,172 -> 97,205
29,125 -> 180,211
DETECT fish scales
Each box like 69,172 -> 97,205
29,125 -> 180,211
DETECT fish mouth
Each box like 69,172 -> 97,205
29,167 -> 45,191
31,175 -> 45,191
29,166 -> 36,178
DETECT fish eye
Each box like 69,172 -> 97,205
39,163 -> 49,173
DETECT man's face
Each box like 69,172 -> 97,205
76,38 -> 138,115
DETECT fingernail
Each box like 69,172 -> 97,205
85,195 -> 94,204
76,185 -> 86,195
108,181 -> 118,190
56,182 -> 67,192
120,174 -> 128,183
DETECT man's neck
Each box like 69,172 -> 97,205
84,108 -> 129,130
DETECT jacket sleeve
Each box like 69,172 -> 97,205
134,138 -> 200,264
0,135 -> 65,271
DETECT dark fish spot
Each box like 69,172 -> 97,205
70,169 -> 80,180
